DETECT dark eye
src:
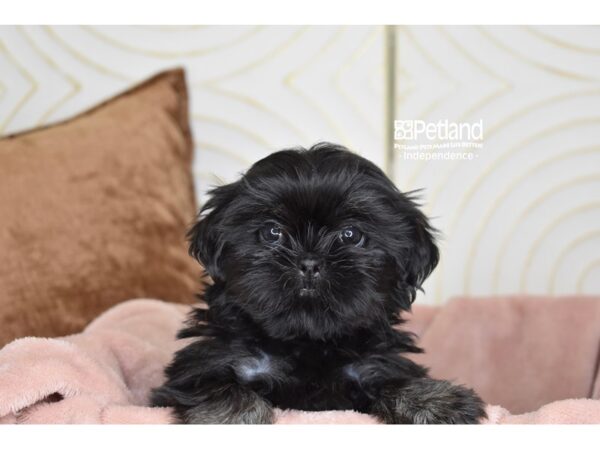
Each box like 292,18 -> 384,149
339,226 -> 365,247
260,224 -> 283,243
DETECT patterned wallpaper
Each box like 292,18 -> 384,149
0,25 -> 598,303
392,26 -> 600,302
0,25 -> 385,200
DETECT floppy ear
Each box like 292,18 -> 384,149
404,210 -> 439,291
391,194 -> 439,311
188,182 -> 239,281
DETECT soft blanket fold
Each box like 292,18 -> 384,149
0,297 -> 599,424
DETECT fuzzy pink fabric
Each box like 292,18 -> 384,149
0,297 -> 599,424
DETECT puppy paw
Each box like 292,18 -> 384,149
182,398 -> 274,424
169,385 -> 275,424
374,378 -> 487,424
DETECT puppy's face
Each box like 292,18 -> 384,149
189,144 -> 438,340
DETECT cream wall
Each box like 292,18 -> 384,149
392,26 -> 600,302
0,25 -> 598,303
0,25 -> 385,199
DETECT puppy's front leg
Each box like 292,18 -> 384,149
151,340 -> 276,424
370,378 -> 486,424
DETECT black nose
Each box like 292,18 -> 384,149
299,258 -> 321,277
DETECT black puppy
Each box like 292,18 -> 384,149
151,143 -> 486,424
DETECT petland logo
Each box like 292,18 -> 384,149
394,119 -> 484,161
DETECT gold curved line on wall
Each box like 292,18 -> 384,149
405,28 -> 600,301
440,26 -> 510,82
436,25 -> 512,124
283,27 -> 352,147
0,40 -> 38,133
82,25 -> 264,59
478,26 -> 598,82
407,27 -> 458,117
465,148 -> 600,292
332,27 -> 381,139
548,230 -> 600,293
417,85 -> 510,208
397,27 -> 459,190
43,26 -> 132,81
393,58 -> 416,108
411,93 -> 451,126
197,83 -> 310,143
428,89 -> 600,200
17,26 -> 82,125
192,113 -> 272,149
193,138 -> 254,167
284,27 -> 344,85
427,88 -> 600,215
524,26 -> 600,55
448,117 -> 600,236
439,24 -> 512,125
519,202 -> 600,291
193,28 -> 309,144
403,27 -> 458,87
400,27 -> 512,296
576,260 -> 600,293
435,117 -> 600,301
401,27 -> 458,119
461,146 -> 600,293
405,26 -> 511,193
485,88 -> 600,139
395,25 -> 451,102
285,83 -> 352,148
207,27 -> 307,83
393,59 -> 416,108
146,26 -> 206,33
491,173 -> 600,292
395,86 -> 415,111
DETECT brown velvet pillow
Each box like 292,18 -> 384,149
0,69 -> 201,346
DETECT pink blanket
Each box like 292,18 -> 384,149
1,297 -> 599,424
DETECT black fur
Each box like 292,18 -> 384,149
151,143 -> 486,424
